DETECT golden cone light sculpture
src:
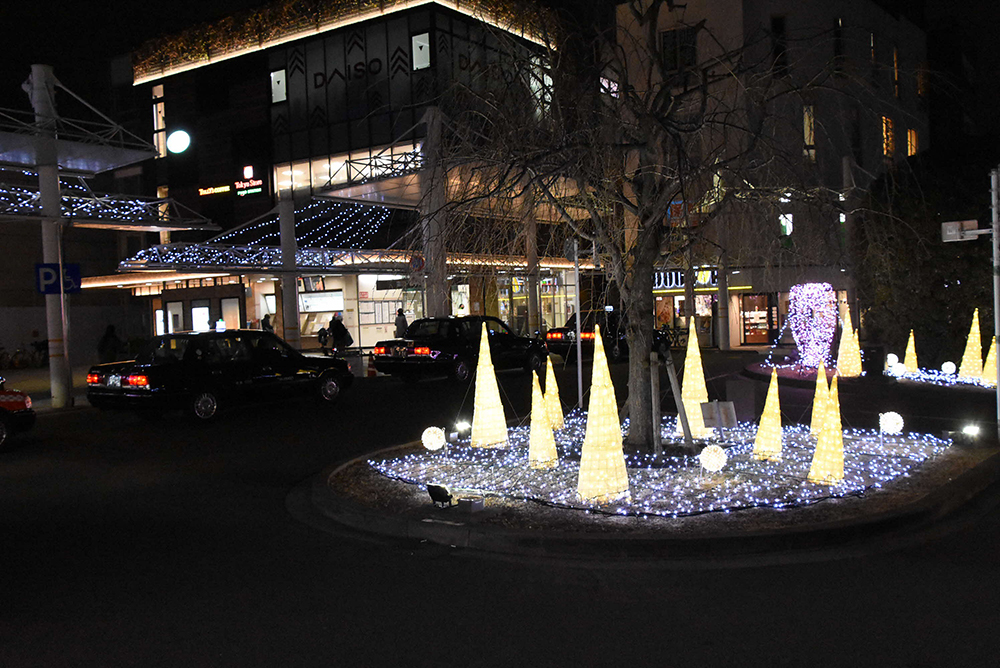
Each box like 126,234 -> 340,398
543,355 -> 564,430
904,330 -> 919,373
528,371 -> 558,468
470,322 -> 509,447
577,324 -> 630,503
982,337 -> 997,388
809,360 -> 830,438
752,368 -> 783,461
674,318 -> 711,438
836,311 -> 863,378
807,375 -> 845,483
959,309 -> 984,379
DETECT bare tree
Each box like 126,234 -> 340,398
421,0 -> 901,451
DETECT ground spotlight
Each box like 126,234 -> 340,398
427,484 -> 453,507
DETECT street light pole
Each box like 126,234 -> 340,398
992,167 -> 999,440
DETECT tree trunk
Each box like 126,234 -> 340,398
624,241 -> 658,451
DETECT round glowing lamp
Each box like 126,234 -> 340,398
879,411 -> 904,435
699,444 -> 727,473
166,130 -> 191,154
941,361 -> 957,375
421,426 -> 446,451
886,353 -> 899,368
891,362 -> 907,376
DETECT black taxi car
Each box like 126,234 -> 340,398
0,375 -> 35,448
544,310 -> 683,363
372,315 -> 547,382
86,330 -> 353,420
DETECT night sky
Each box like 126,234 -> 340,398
0,0 -> 997,134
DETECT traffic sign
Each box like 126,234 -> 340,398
35,263 -> 81,294
941,220 -> 985,242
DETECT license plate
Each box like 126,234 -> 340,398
108,375 -> 120,388
392,347 -> 407,358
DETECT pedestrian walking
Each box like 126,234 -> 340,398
394,308 -> 408,338
328,314 -> 353,353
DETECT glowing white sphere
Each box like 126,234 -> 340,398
421,426 -> 446,451
963,424 -> 981,437
892,362 -> 908,376
699,444 -> 727,473
941,361 -> 957,375
166,130 -> 191,153
886,353 -> 899,367
879,411 -> 904,435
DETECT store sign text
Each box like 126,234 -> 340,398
653,269 -> 718,290
199,185 -> 231,196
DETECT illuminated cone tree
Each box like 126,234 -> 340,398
807,375 -> 844,484
904,330 -> 919,373
752,368 -> 783,461
959,309 -> 983,379
674,318 -> 711,438
836,310 -> 862,378
543,355 -> 564,430
577,324 -> 630,503
982,337 -> 997,388
809,360 -> 830,438
528,371 -> 558,468
470,322 -> 508,447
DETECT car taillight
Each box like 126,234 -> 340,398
373,346 -> 386,355
86,373 -> 101,385
581,332 -> 596,340
126,374 -> 149,388
23,396 -> 31,410
546,332 -> 563,340
413,346 -> 431,355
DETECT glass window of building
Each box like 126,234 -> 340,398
907,128 -> 918,156
270,70 -> 287,103
661,26 -> 698,72
803,105 -> 816,161
411,33 -> 430,70
882,116 -> 895,158
152,84 -> 166,159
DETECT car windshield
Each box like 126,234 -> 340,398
564,311 -> 620,332
136,337 -> 190,364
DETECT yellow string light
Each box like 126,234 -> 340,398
809,360 -> 829,438
904,329 -> 919,373
674,318 -> 711,438
982,337 -> 997,388
577,324 -> 630,503
807,375 -> 844,483
543,355 -> 564,430
752,368 -> 783,461
471,322 -> 509,447
959,309 -> 983,379
528,370 -> 558,468
836,310 -> 862,378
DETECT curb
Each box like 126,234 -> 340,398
296,441 -> 1000,567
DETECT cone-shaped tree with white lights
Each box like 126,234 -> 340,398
959,309 -> 983,379
982,337 -> 997,388
674,318 -> 711,438
470,322 -> 508,447
577,324 -> 630,503
528,370 -> 558,468
904,330 -> 919,374
543,355 -> 564,430
836,311 -> 862,378
752,368 -> 783,461
807,375 -> 844,484
809,360 -> 830,438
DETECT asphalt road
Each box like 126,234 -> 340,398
2,352 -> 1000,667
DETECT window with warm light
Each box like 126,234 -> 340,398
152,84 -> 166,158
893,46 -> 900,98
803,105 -> 816,161
882,116 -> 895,158
907,128 -> 918,156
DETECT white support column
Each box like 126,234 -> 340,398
28,64 -> 71,407
420,107 -> 449,317
992,167 -> 1000,439
279,192 -> 300,348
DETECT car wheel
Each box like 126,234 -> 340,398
0,415 -> 8,450
318,373 -> 341,403
189,390 -> 219,421
450,358 -> 472,382
524,351 -> 545,375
